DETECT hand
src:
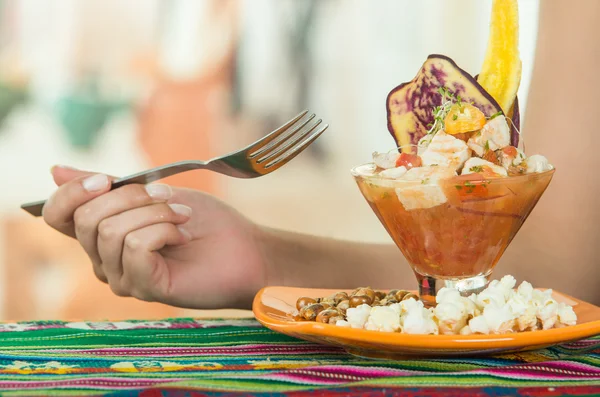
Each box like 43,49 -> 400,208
42,166 -> 268,309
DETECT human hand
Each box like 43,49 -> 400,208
42,166 -> 268,309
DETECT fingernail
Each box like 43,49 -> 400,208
51,164 -> 77,173
178,226 -> 192,241
169,203 -> 192,217
145,184 -> 172,200
82,174 -> 109,192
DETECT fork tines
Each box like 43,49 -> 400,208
249,111 -> 328,167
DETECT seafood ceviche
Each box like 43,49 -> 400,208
372,83 -> 553,204
294,276 -> 577,335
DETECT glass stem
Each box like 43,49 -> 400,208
415,272 -> 491,307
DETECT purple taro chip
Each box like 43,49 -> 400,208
386,54 -> 520,150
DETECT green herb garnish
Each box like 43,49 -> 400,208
428,87 -> 459,136
452,114 -> 458,121
464,181 -> 476,193
470,165 -> 483,173
421,178 -> 430,185
488,111 -> 503,120
484,140 -> 490,152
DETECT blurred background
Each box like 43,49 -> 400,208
0,0 -> 539,321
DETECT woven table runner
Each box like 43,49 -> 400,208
0,318 -> 596,396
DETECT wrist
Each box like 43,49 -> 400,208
253,225 -> 285,288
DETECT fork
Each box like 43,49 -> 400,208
21,110 -> 328,217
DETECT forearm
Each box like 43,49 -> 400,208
258,226 -> 414,290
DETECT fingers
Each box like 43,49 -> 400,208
119,223 -> 191,301
43,165 -> 191,299
97,203 -> 192,287
72,183 -> 173,269
51,165 -> 95,186
43,173 -> 112,238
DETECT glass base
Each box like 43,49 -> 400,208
415,272 -> 491,307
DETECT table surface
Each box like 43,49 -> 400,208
0,317 -> 597,396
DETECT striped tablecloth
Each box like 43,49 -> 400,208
0,318 -> 597,396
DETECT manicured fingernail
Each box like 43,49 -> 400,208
145,184 -> 172,200
82,174 -> 109,192
51,164 -> 77,173
178,226 -> 192,241
169,203 -> 192,217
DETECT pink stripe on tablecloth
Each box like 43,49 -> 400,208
0,378 -> 184,390
431,361 -> 600,382
258,365 -> 431,385
258,360 -> 600,386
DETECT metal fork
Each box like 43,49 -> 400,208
21,110 -> 328,217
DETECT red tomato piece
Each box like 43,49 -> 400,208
395,153 -> 422,169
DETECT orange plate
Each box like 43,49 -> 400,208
253,286 -> 600,358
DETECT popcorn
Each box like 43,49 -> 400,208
516,281 -> 534,300
365,306 -> 401,332
436,287 -> 462,303
402,305 -> 439,335
532,289 -> 554,307
497,275 -> 517,294
397,298 -> 439,335
334,276 -> 577,336
400,297 -> 424,314
482,302 -> 515,334
346,304 -> 371,329
477,287 -> 507,307
434,300 -> 468,335
388,303 -> 402,315
515,306 -> 538,331
434,288 -> 472,334
468,314 -> 490,334
477,275 -> 516,307
506,292 -> 534,331
467,303 -> 515,335
557,303 -> 577,327
462,297 -> 480,318
459,325 -> 473,335
537,299 -> 559,330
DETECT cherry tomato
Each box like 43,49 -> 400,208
395,153 -> 422,169
444,103 -> 486,135
502,146 -> 518,157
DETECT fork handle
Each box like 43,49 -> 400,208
20,161 -> 206,217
